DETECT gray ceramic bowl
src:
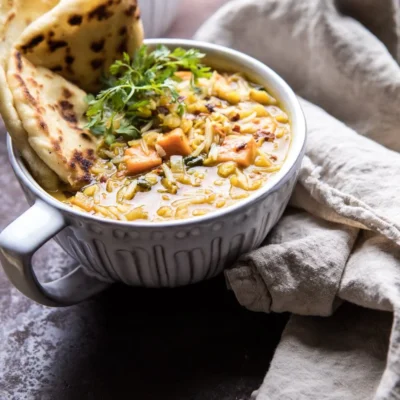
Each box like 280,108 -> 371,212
0,39 -> 306,307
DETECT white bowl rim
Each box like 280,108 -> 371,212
7,38 -> 306,229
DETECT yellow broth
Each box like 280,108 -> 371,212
49,70 -> 291,222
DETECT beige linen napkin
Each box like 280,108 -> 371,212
196,0 -> 400,399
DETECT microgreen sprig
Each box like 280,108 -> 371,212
85,45 -> 211,145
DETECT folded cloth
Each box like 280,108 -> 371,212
195,0 -> 400,399
256,303 -> 392,400
227,209 -> 358,316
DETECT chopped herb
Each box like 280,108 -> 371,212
105,134 -> 116,145
85,45 -> 211,144
137,176 -> 152,191
184,154 -> 205,168
177,103 -> 185,117
115,120 -> 141,138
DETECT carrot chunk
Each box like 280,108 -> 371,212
124,145 -> 162,175
174,71 -> 192,80
216,135 -> 257,168
157,128 -> 192,158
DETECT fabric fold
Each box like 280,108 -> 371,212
195,0 -> 400,398
340,231 -> 400,399
226,210 -> 358,316
296,100 -> 400,246
256,303 -> 392,400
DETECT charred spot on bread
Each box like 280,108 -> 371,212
38,118 -> 49,134
71,150 -> 95,183
72,151 -> 89,167
90,39 -> 105,53
14,74 -> 37,107
50,65 -> 63,72
80,133 -> 93,142
27,77 -> 39,88
87,149 -> 95,158
51,138 -> 61,152
48,39 -> 68,52
59,100 -> 74,110
68,14 -> 83,25
88,4 -> 113,21
15,51 -> 23,72
125,4 -> 136,16
58,100 -> 78,124
65,55 -> 75,65
117,38 -> 127,54
62,88 -> 73,99
20,34 -> 44,52
90,58 -> 104,70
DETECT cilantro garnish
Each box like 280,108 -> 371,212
85,45 -> 211,144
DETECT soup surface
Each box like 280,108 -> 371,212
50,46 -> 291,222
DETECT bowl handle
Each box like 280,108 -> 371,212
0,200 -> 110,306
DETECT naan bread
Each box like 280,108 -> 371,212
15,0 -> 143,92
0,0 -> 60,190
0,0 -> 143,190
7,50 -> 97,188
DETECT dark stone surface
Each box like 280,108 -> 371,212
0,3 -> 288,398
0,122 -> 288,400
0,275 -> 288,400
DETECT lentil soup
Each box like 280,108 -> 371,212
49,46 -> 291,222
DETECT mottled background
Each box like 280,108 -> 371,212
0,1 -> 288,399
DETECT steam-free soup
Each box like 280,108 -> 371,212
50,46 -> 291,221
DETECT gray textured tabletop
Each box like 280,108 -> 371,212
0,2 -> 288,399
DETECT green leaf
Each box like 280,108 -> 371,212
177,103 -> 185,117
122,52 -> 130,64
152,45 -> 170,61
127,99 -> 150,110
84,94 -> 95,103
184,154 -> 205,168
133,45 -> 148,70
86,98 -> 104,117
105,134 -> 116,145
110,88 -> 127,110
116,120 -> 141,138
144,69 -> 156,81
109,62 -> 121,75
155,65 -> 177,83
90,125 -> 106,136
170,47 -> 187,58
85,44 -> 212,147
137,176 -> 152,191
